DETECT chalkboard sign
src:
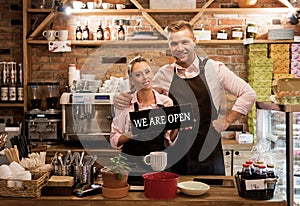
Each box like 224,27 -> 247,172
129,103 -> 194,135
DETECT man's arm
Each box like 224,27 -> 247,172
212,110 -> 243,133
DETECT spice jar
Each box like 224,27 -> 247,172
231,27 -> 243,40
246,23 -> 257,39
217,30 -> 228,40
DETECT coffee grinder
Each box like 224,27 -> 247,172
25,81 -> 62,143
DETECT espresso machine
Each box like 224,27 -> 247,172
60,92 -> 114,147
25,82 -> 62,143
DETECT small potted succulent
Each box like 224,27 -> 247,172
100,154 -> 131,198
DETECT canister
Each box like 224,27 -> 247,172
246,23 -> 257,39
231,27 -> 243,40
217,30 -> 228,40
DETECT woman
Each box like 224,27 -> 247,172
110,56 -> 177,156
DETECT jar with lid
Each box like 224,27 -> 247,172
217,30 -> 228,40
231,27 -> 243,40
241,163 -> 252,179
246,23 -> 257,39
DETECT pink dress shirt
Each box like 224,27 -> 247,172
110,89 -> 174,149
152,57 -> 256,116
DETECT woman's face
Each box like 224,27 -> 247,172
129,61 -> 153,91
168,28 -> 196,68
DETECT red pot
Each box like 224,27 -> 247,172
142,172 -> 179,199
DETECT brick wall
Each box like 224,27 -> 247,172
1,0 -> 299,126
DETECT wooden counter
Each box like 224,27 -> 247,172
0,176 -> 286,206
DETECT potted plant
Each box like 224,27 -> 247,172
100,154 -> 131,198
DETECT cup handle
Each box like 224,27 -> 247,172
143,155 -> 151,165
55,31 -> 59,38
42,31 -> 48,37
82,3 -> 86,8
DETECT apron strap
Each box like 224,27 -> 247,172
134,102 -> 139,112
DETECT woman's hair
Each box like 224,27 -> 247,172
165,20 -> 194,37
127,56 -> 150,76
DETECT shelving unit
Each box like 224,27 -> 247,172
22,0 -> 296,111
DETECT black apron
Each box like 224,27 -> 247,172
121,102 -> 167,183
168,58 -> 225,175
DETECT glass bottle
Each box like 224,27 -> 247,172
0,62 -> 7,102
267,164 -> 276,178
8,62 -> 17,102
75,20 -> 82,40
241,163 -> 252,179
118,20 -> 125,41
96,21 -> 104,40
257,165 -> 268,179
110,20 -> 118,41
82,19 -> 89,40
17,63 -> 24,103
103,20 -> 111,41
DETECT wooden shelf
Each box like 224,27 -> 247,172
27,7 -> 291,15
0,103 -> 24,107
27,39 -> 297,46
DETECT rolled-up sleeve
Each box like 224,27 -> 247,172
110,108 -> 130,149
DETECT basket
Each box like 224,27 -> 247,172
0,172 -> 50,197
235,172 -> 277,200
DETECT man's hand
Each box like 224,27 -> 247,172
113,92 -> 132,110
212,118 -> 230,133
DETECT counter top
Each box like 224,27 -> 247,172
0,176 -> 286,206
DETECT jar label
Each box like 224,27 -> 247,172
247,26 -> 257,33
1,87 -> 8,101
232,31 -> 243,38
217,33 -> 228,40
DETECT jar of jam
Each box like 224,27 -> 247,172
231,27 -> 243,40
217,30 -> 228,40
246,23 -> 257,39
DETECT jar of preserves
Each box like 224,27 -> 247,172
217,29 -> 228,40
231,27 -> 243,40
246,23 -> 257,39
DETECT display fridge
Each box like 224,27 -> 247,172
256,102 -> 300,206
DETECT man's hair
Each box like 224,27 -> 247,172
127,56 -> 150,76
166,20 -> 194,36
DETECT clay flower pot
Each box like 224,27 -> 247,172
101,168 -> 128,188
102,184 -> 130,198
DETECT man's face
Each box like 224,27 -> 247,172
168,29 -> 196,68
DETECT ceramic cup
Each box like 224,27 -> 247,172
42,30 -> 57,41
55,30 -> 68,41
116,4 -> 125,10
73,1 -> 86,9
102,2 -> 113,9
87,2 -> 95,9
0,164 -> 12,179
144,151 -> 167,171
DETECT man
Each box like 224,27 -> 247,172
114,20 -> 256,175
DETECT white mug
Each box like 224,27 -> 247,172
73,1 -> 86,9
116,4 -> 125,10
87,2 -> 95,9
55,30 -> 68,41
102,2 -> 113,9
42,30 -> 57,41
144,151 -> 167,171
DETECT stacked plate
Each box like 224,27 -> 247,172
268,28 -> 294,40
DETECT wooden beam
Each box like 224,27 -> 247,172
130,0 -> 167,38
189,0 -> 214,25
28,12 -> 55,40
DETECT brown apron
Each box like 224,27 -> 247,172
168,58 -> 225,175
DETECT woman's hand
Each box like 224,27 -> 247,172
113,92 -> 133,110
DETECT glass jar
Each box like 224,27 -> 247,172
231,27 -> 243,40
217,29 -> 228,40
246,23 -> 257,39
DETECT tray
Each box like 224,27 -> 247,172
0,172 -> 50,197
235,173 -> 277,200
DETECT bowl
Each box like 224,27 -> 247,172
178,181 -> 210,196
